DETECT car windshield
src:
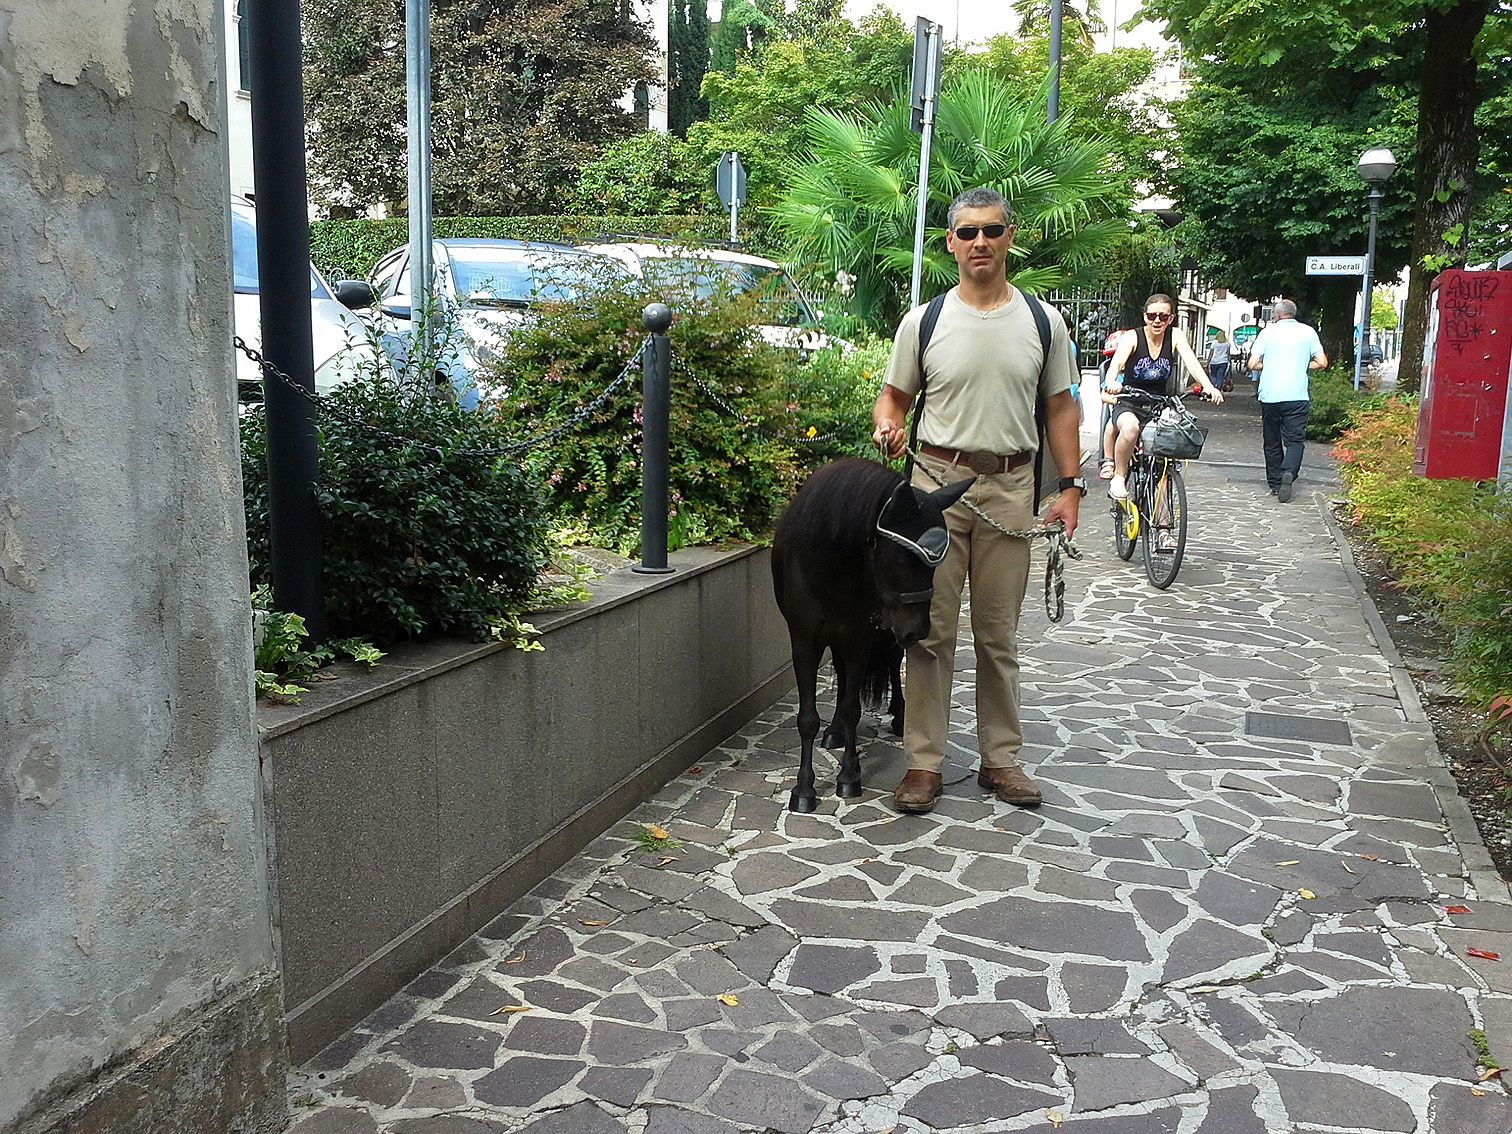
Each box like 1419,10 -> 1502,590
640,258 -> 814,326
445,247 -> 615,308
231,207 -> 331,299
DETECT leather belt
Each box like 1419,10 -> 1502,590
919,443 -> 1032,476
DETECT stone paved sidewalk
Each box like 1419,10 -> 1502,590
286,399 -> 1512,1134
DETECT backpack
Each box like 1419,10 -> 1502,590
906,289 -> 1055,514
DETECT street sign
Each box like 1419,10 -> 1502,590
716,151 -> 747,210
1306,255 -> 1367,275
909,18 -> 943,133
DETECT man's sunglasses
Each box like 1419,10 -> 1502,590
953,224 -> 1008,240
1144,311 -> 1173,322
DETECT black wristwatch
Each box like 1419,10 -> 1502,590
1059,476 -> 1088,496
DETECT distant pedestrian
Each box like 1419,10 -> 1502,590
1207,331 -> 1232,393
1247,299 -> 1327,503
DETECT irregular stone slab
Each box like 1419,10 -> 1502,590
731,853 -> 821,895
934,1002 -> 1035,1041
994,976 -> 1050,1010
1052,766 -> 1189,799
1349,780 -> 1443,823
652,1052 -> 726,1103
1190,871 -> 1281,928
853,977 -> 939,1007
682,887 -> 767,928
721,987 -> 796,1029
958,1040 -> 1059,1084
1066,1055 -> 1190,1110
786,944 -> 882,994
1062,963 -> 1129,1013
335,1061 -> 410,1107
1192,815 -> 1250,856
719,924 -> 796,984
940,897 -> 1152,962
1285,986 -> 1476,1076
514,1101 -> 626,1133
1429,1082 -> 1512,1134
473,1056 -> 584,1107
1156,1022 -> 1240,1080
1270,1068 -> 1415,1132
506,1015 -> 588,1055
288,1111 -> 382,1134
594,992 -> 657,1023
587,1021 -> 689,1065
382,1021 -> 501,1070
1044,1018 -> 1151,1055
902,1073 -> 1061,1127
495,926 -> 575,976
811,1020 -> 867,1056
1162,919 -> 1271,985
1194,1084 -> 1265,1133
1313,931 -> 1392,968
389,1118 -> 505,1134
403,1076 -> 467,1110
890,876 -> 974,906
1040,866 -> 1122,902
707,1069 -> 827,1133
665,998 -> 721,1032
1106,813 -> 1188,839
556,956 -> 631,992
674,951 -> 749,995
867,1040 -> 933,1079
1269,910 -> 1313,946
794,876 -> 877,902
802,1057 -> 889,1100
769,899 -> 929,943
579,1066 -> 653,1107
619,864 -> 703,902
753,1033 -> 824,1073
1247,969 -> 1327,996
643,1107 -> 742,1134
1131,889 -> 1189,934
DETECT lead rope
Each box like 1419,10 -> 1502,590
880,441 -> 1082,623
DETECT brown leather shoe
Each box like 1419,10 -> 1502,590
893,770 -> 943,813
978,765 -> 1042,806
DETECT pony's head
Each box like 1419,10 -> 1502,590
870,476 -> 974,647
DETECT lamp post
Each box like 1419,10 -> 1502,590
1354,146 -> 1397,391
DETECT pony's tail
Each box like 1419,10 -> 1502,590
861,637 -> 903,711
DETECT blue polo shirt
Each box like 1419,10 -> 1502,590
1250,319 -> 1324,402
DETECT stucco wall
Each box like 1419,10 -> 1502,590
0,1 -> 282,1129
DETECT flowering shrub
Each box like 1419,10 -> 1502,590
1333,396 -> 1512,705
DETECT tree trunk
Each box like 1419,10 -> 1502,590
1304,277 -> 1358,364
1397,0 -> 1490,393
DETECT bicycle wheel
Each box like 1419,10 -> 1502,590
1142,462 -> 1187,589
1113,494 -> 1138,560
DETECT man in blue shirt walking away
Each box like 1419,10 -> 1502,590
1247,299 -> 1328,502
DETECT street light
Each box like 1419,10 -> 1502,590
1354,146 -> 1397,390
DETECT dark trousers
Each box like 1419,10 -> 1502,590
1261,399 -> 1309,490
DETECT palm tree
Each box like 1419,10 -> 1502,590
768,69 -> 1131,331
1013,0 -> 1107,48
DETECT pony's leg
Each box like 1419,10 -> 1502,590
887,642 -> 905,737
790,636 -> 823,813
821,652 -> 848,749
833,640 -> 868,799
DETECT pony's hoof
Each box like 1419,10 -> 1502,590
821,727 -> 844,750
789,791 -> 819,813
835,778 -> 863,799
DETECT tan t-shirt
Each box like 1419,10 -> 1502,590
883,287 -> 1076,455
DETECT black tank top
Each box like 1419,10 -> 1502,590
1121,327 -> 1174,395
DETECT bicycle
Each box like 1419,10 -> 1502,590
1107,389 -> 1200,590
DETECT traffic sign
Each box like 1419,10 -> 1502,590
716,152 -> 747,210
909,18 -> 943,133
1306,255 -> 1367,275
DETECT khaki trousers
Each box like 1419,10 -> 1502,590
904,453 -> 1034,773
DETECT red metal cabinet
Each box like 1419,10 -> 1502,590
1414,270 -> 1512,479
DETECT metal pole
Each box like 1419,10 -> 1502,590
731,198 -> 738,244
909,23 -> 940,310
247,0 -> 324,638
407,0 -> 434,355
635,304 -> 675,575
1048,0 -> 1063,123
1354,186 -> 1382,391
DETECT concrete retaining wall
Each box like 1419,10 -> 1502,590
259,545 -> 792,1061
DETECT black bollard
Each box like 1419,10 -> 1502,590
634,304 -> 675,575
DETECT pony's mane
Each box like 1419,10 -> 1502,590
779,457 -> 902,549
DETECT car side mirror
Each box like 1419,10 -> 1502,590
333,280 -> 377,309
380,302 -> 412,320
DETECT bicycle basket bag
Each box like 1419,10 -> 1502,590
1149,405 -> 1207,459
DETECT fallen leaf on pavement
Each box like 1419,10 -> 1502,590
504,953 -> 525,964
1298,888 -> 1316,900
1340,860 -> 1355,874
1276,860 -> 1300,866
689,765 -> 704,773
642,823 -> 670,840
1359,853 -> 1380,860
490,1004 -> 532,1014
716,993 -> 739,1006
1472,1088 -> 1486,1096
657,856 -> 678,866
1043,1109 -> 1065,1128
1478,1067 -> 1504,1080
578,919 -> 608,926
1445,905 -> 1473,914
1467,947 -> 1502,961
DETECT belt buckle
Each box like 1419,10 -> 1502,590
967,450 -> 1000,475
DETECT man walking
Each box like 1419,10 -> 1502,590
1247,298 -> 1327,502
872,187 -> 1084,814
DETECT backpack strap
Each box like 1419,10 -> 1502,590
1021,292 -> 1053,515
903,292 -> 948,482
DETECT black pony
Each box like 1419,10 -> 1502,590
771,458 -> 973,812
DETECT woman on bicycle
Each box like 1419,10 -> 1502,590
1103,294 -> 1223,500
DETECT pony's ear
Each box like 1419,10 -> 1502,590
925,476 -> 975,511
887,481 -> 921,520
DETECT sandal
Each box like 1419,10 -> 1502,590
1156,531 -> 1179,552
1097,459 -> 1115,479
1108,475 -> 1129,500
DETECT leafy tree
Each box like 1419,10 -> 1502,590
567,132 -> 712,214
668,0 -> 712,135
769,69 -> 1131,331
303,0 -> 656,215
1135,0 -> 1505,389
709,0 -> 778,73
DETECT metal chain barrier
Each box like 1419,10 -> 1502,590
234,335 -> 648,458
672,357 -> 853,445
899,443 -> 1082,624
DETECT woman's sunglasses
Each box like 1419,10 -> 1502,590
953,224 -> 1008,240
1144,311 -> 1173,322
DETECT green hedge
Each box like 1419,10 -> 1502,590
310,214 -> 773,282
